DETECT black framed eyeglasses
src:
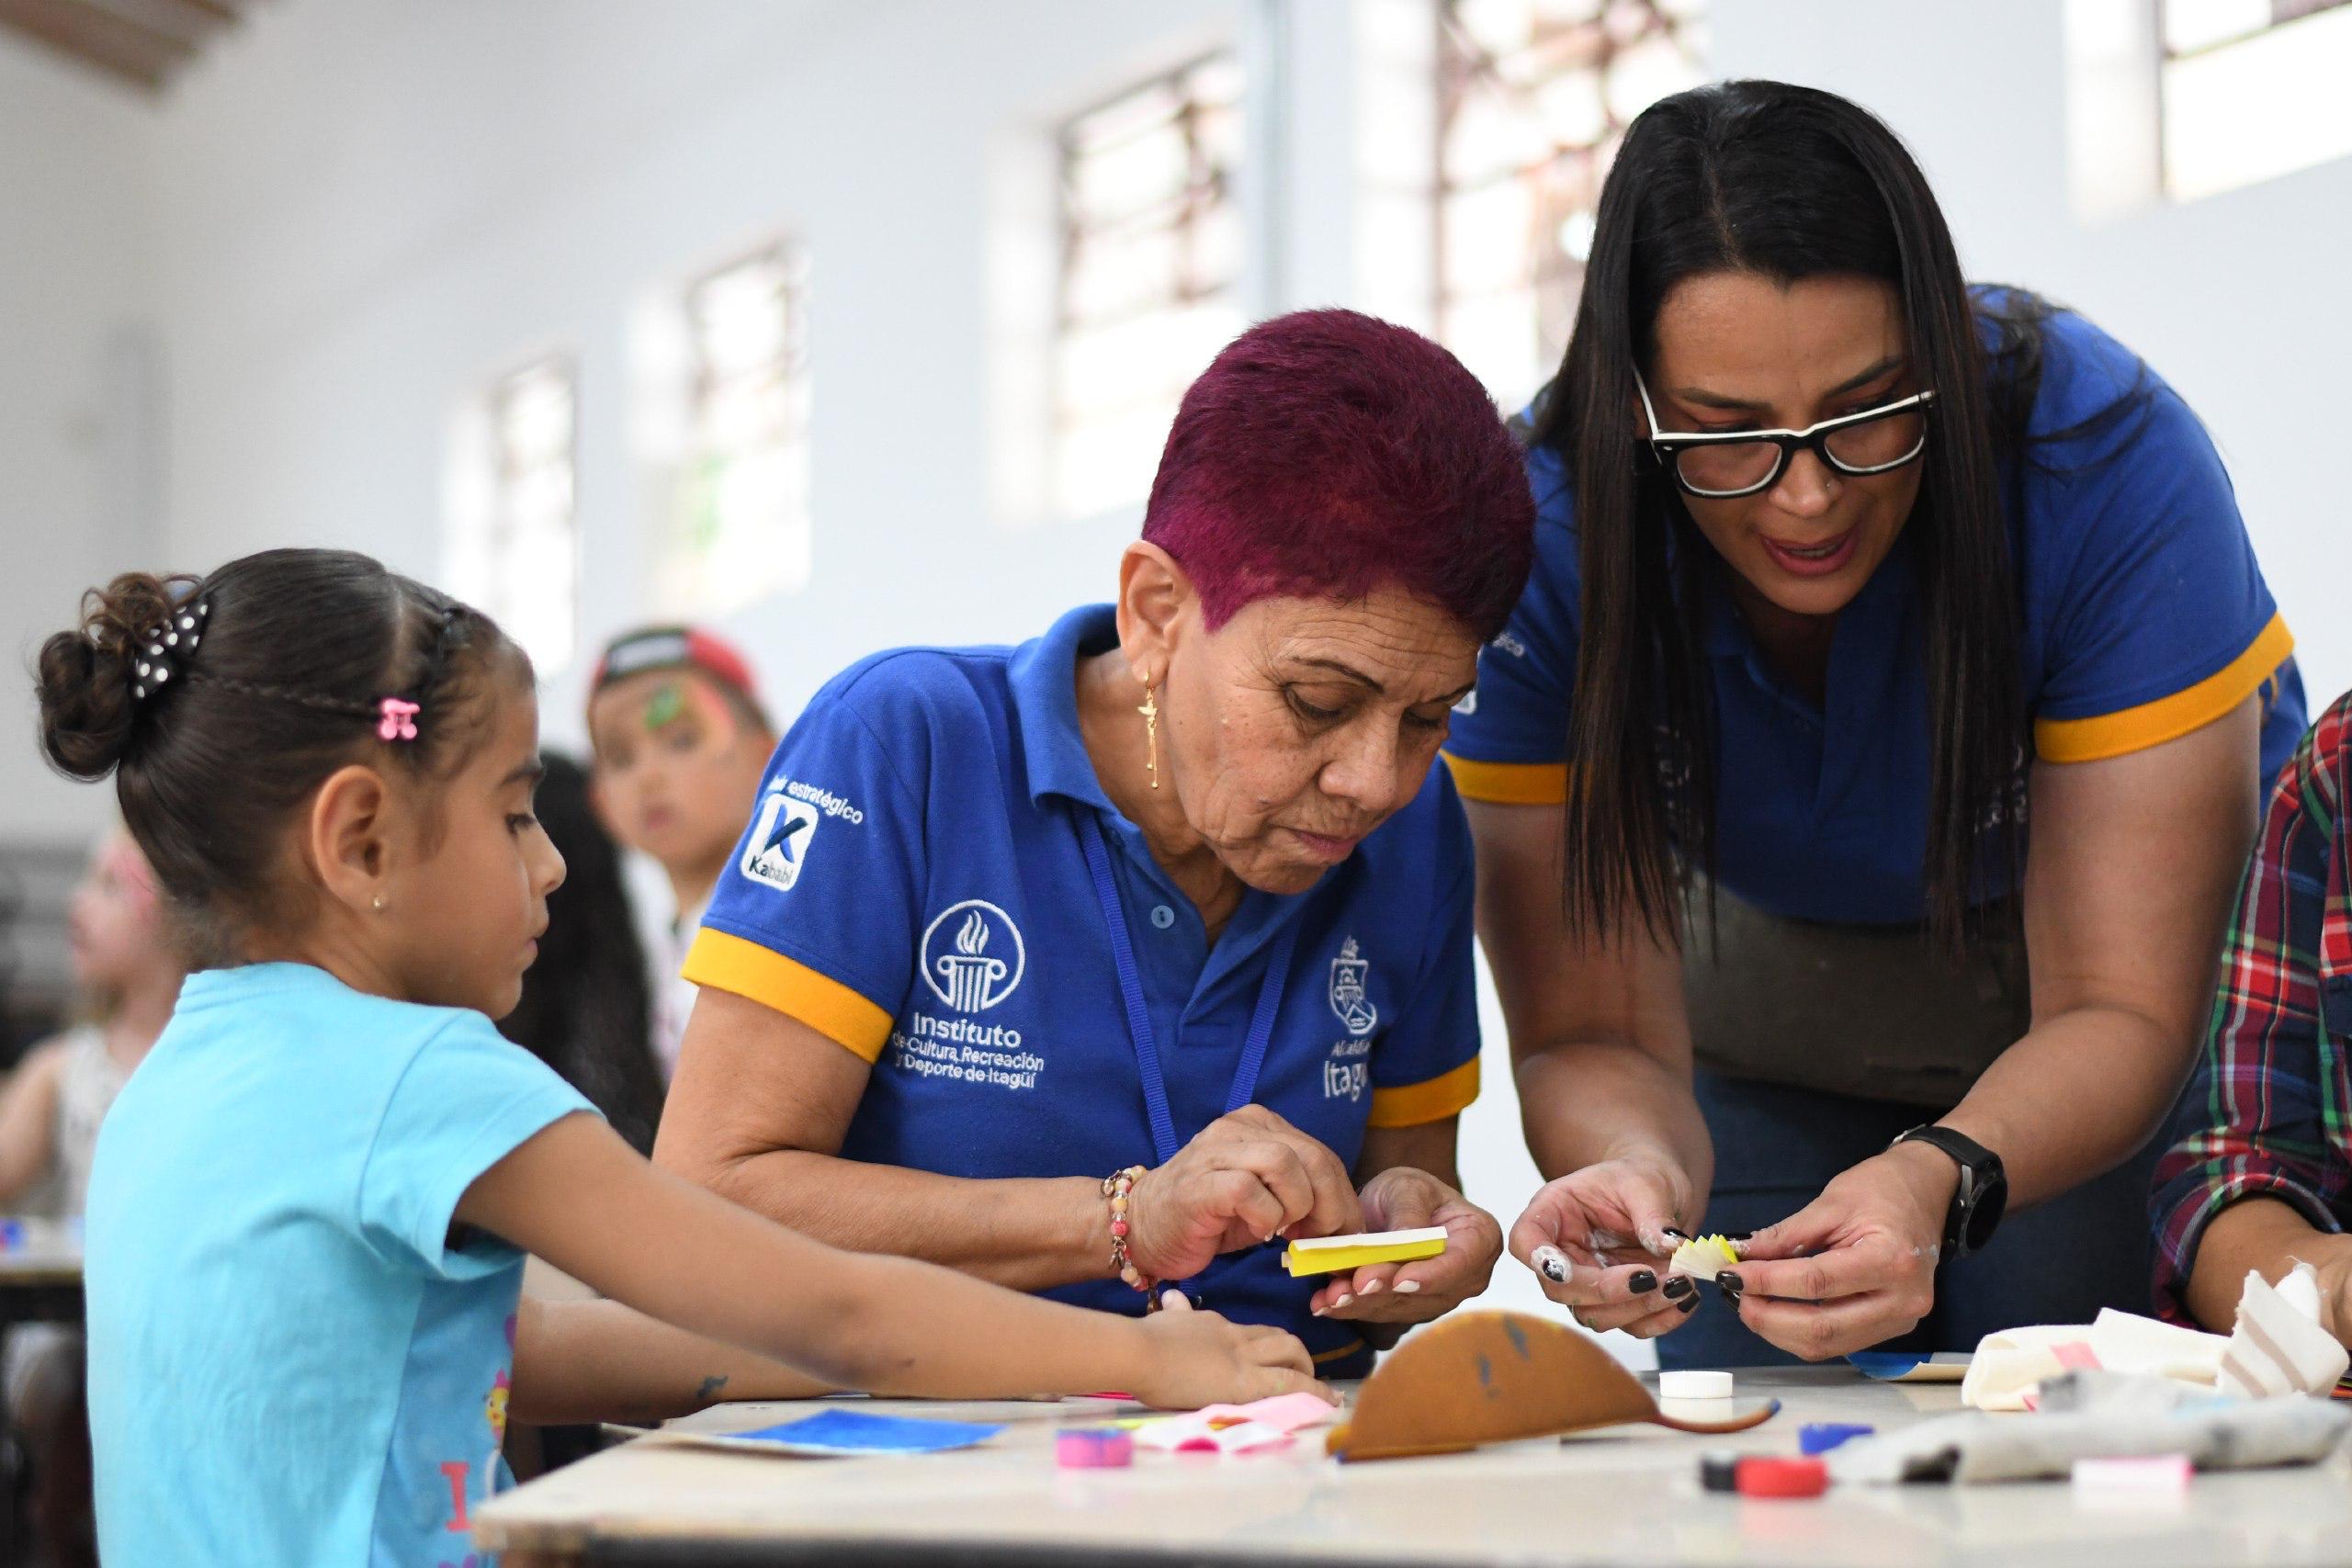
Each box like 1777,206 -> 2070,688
1635,370 -> 1938,500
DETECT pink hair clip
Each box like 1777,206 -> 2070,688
376,697 -> 421,742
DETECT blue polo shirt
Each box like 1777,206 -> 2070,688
685,604 -> 1482,1372
1444,298 -> 2306,924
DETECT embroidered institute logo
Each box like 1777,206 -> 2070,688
1329,937 -> 1378,1036
740,790 -> 820,893
920,900 -> 1026,1013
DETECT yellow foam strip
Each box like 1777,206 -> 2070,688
1284,1231 -> 1449,1277
1368,1057 -> 1481,1129
2036,615 -> 2295,763
681,929 -> 894,1063
1439,754 -> 1571,806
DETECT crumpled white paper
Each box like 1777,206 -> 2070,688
1959,1261 -> 2346,1411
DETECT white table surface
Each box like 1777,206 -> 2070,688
472,1367 -> 2352,1566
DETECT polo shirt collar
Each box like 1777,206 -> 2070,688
1008,603 -> 1120,812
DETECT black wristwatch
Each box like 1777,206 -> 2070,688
1888,1125 -> 2007,1260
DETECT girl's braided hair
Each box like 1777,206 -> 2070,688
35,547 -> 526,959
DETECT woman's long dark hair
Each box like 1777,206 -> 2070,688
497,752 -> 667,1153
1536,79 -> 2026,946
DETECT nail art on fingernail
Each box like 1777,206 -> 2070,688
1629,1270 -> 1658,1294
1532,1246 -> 1571,1285
1662,1275 -> 1693,1300
1676,1294 -> 1700,1314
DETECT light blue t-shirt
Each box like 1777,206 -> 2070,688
85,963 -> 594,1568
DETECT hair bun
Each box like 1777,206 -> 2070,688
37,571 -> 193,781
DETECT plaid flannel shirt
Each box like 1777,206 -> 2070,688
2151,693 -> 2352,1323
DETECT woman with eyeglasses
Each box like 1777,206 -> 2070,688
1446,79 -> 2305,1369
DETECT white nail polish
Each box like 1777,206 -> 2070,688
1360,1280 -> 1385,1295
1395,1280 -> 1422,1294
1336,1293 -> 1354,1308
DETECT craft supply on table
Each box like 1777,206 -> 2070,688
1659,1370 -> 1734,1401
1799,1422 -> 1875,1455
2218,1262 -> 2348,1399
1736,1456 -> 1829,1499
1848,1351 -> 1973,1382
1056,1428 -> 1135,1470
1699,1451 -> 1742,1493
1124,1391 -> 1340,1456
1328,1311 -> 1778,1461
1830,1370 -> 2351,1486
1283,1225 -> 1447,1277
650,1409 -> 1006,1458
1668,1234 -> 1741,1280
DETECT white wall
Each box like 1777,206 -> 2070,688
6,0 -> 2349,1342
0,40 -> 158,843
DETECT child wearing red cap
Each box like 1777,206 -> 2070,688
587,626 -> 775,1075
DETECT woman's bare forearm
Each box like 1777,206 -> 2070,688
675,1146 -> 1110,1292
1516,1037 -> 1712,1198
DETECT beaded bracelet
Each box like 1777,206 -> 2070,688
1102,1165 -> 1155,1298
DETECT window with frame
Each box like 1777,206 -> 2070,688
1434,0 -> 1705,406
451,355 -> 578,675
659,241 -> 813,615
1052,53 -> 1246,519
2159,0 -> 2352,201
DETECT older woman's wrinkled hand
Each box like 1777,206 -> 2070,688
1123,1106 -> 1364,1283
1308,1166 -> 1501,1325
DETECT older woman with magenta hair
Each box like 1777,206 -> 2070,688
653,310 -> 1531,1374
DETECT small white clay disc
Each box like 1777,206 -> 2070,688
1659,1370 -> 1734,1400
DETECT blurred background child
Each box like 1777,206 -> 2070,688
585,627 -> 775,1076
0,829 -> 179,1216
0,827 -> 179,1568
495,752 -> 666,1155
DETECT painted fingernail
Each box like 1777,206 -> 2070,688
1312,1304 -> 1328,1316
1360,1279 -> 1385,1295
1662,1275 -> 1693,1301
1724,1231 -> 1753,1242
1662,1227 -> 1690,1241
1335,1293 -> 1354,1309
1532,1246 -> 1571,1285
1629,1270 -> 1658,1295
1677,1294 -> 1701,1314
1716,1271 -> 1744,1301
1395,1280 -> 1421,1294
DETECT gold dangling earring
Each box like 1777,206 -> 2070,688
1138,685 -> 1161,791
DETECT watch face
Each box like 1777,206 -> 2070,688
1962,1176 -> 2007,1254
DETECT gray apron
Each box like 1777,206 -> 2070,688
1681,880 -> 2030,1110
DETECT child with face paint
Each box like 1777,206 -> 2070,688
0,827 -> 183,1215
586,627 -> 776,1076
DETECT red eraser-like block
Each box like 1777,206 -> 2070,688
1736,1456 -> 1829,1498
1057,1427 -> 1136,1470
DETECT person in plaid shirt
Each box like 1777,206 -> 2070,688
2153,692 -> 2352,1335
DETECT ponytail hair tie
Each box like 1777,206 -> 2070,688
376,697 -> 421,742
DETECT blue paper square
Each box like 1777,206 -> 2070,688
729,1409 -> 1005,1454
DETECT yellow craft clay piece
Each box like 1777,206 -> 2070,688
1283,1226 -> 1449,1277
1668,1234 -> 1741,1279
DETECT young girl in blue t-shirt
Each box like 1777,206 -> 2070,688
35,547 -> 1324,1567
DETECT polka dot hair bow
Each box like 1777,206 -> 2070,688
131,599 -> 209,704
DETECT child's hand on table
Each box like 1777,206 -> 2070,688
1130,1292 -> 1337,1411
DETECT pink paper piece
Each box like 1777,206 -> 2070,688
2052,1340 -> 2103,1371
1143,1418 -> 1292,1455
1191,1393 -> 1340,1435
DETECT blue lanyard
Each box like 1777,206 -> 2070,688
1076,811 -> 1301,1168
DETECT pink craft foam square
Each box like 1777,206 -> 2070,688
2052,1340 -> 2102,1371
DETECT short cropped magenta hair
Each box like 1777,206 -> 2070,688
1142,310 -> 1535,640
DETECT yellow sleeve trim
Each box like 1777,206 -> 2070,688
1367,1056 -> 1481,1129
2035,614 -> 2296,764
681,928 -> 894,1064
1440,753 -> 1570,806
1313,1337 -> 1368,1365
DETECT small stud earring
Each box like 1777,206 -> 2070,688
371,896 -> 386,914
1137,684 -> 1161,791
